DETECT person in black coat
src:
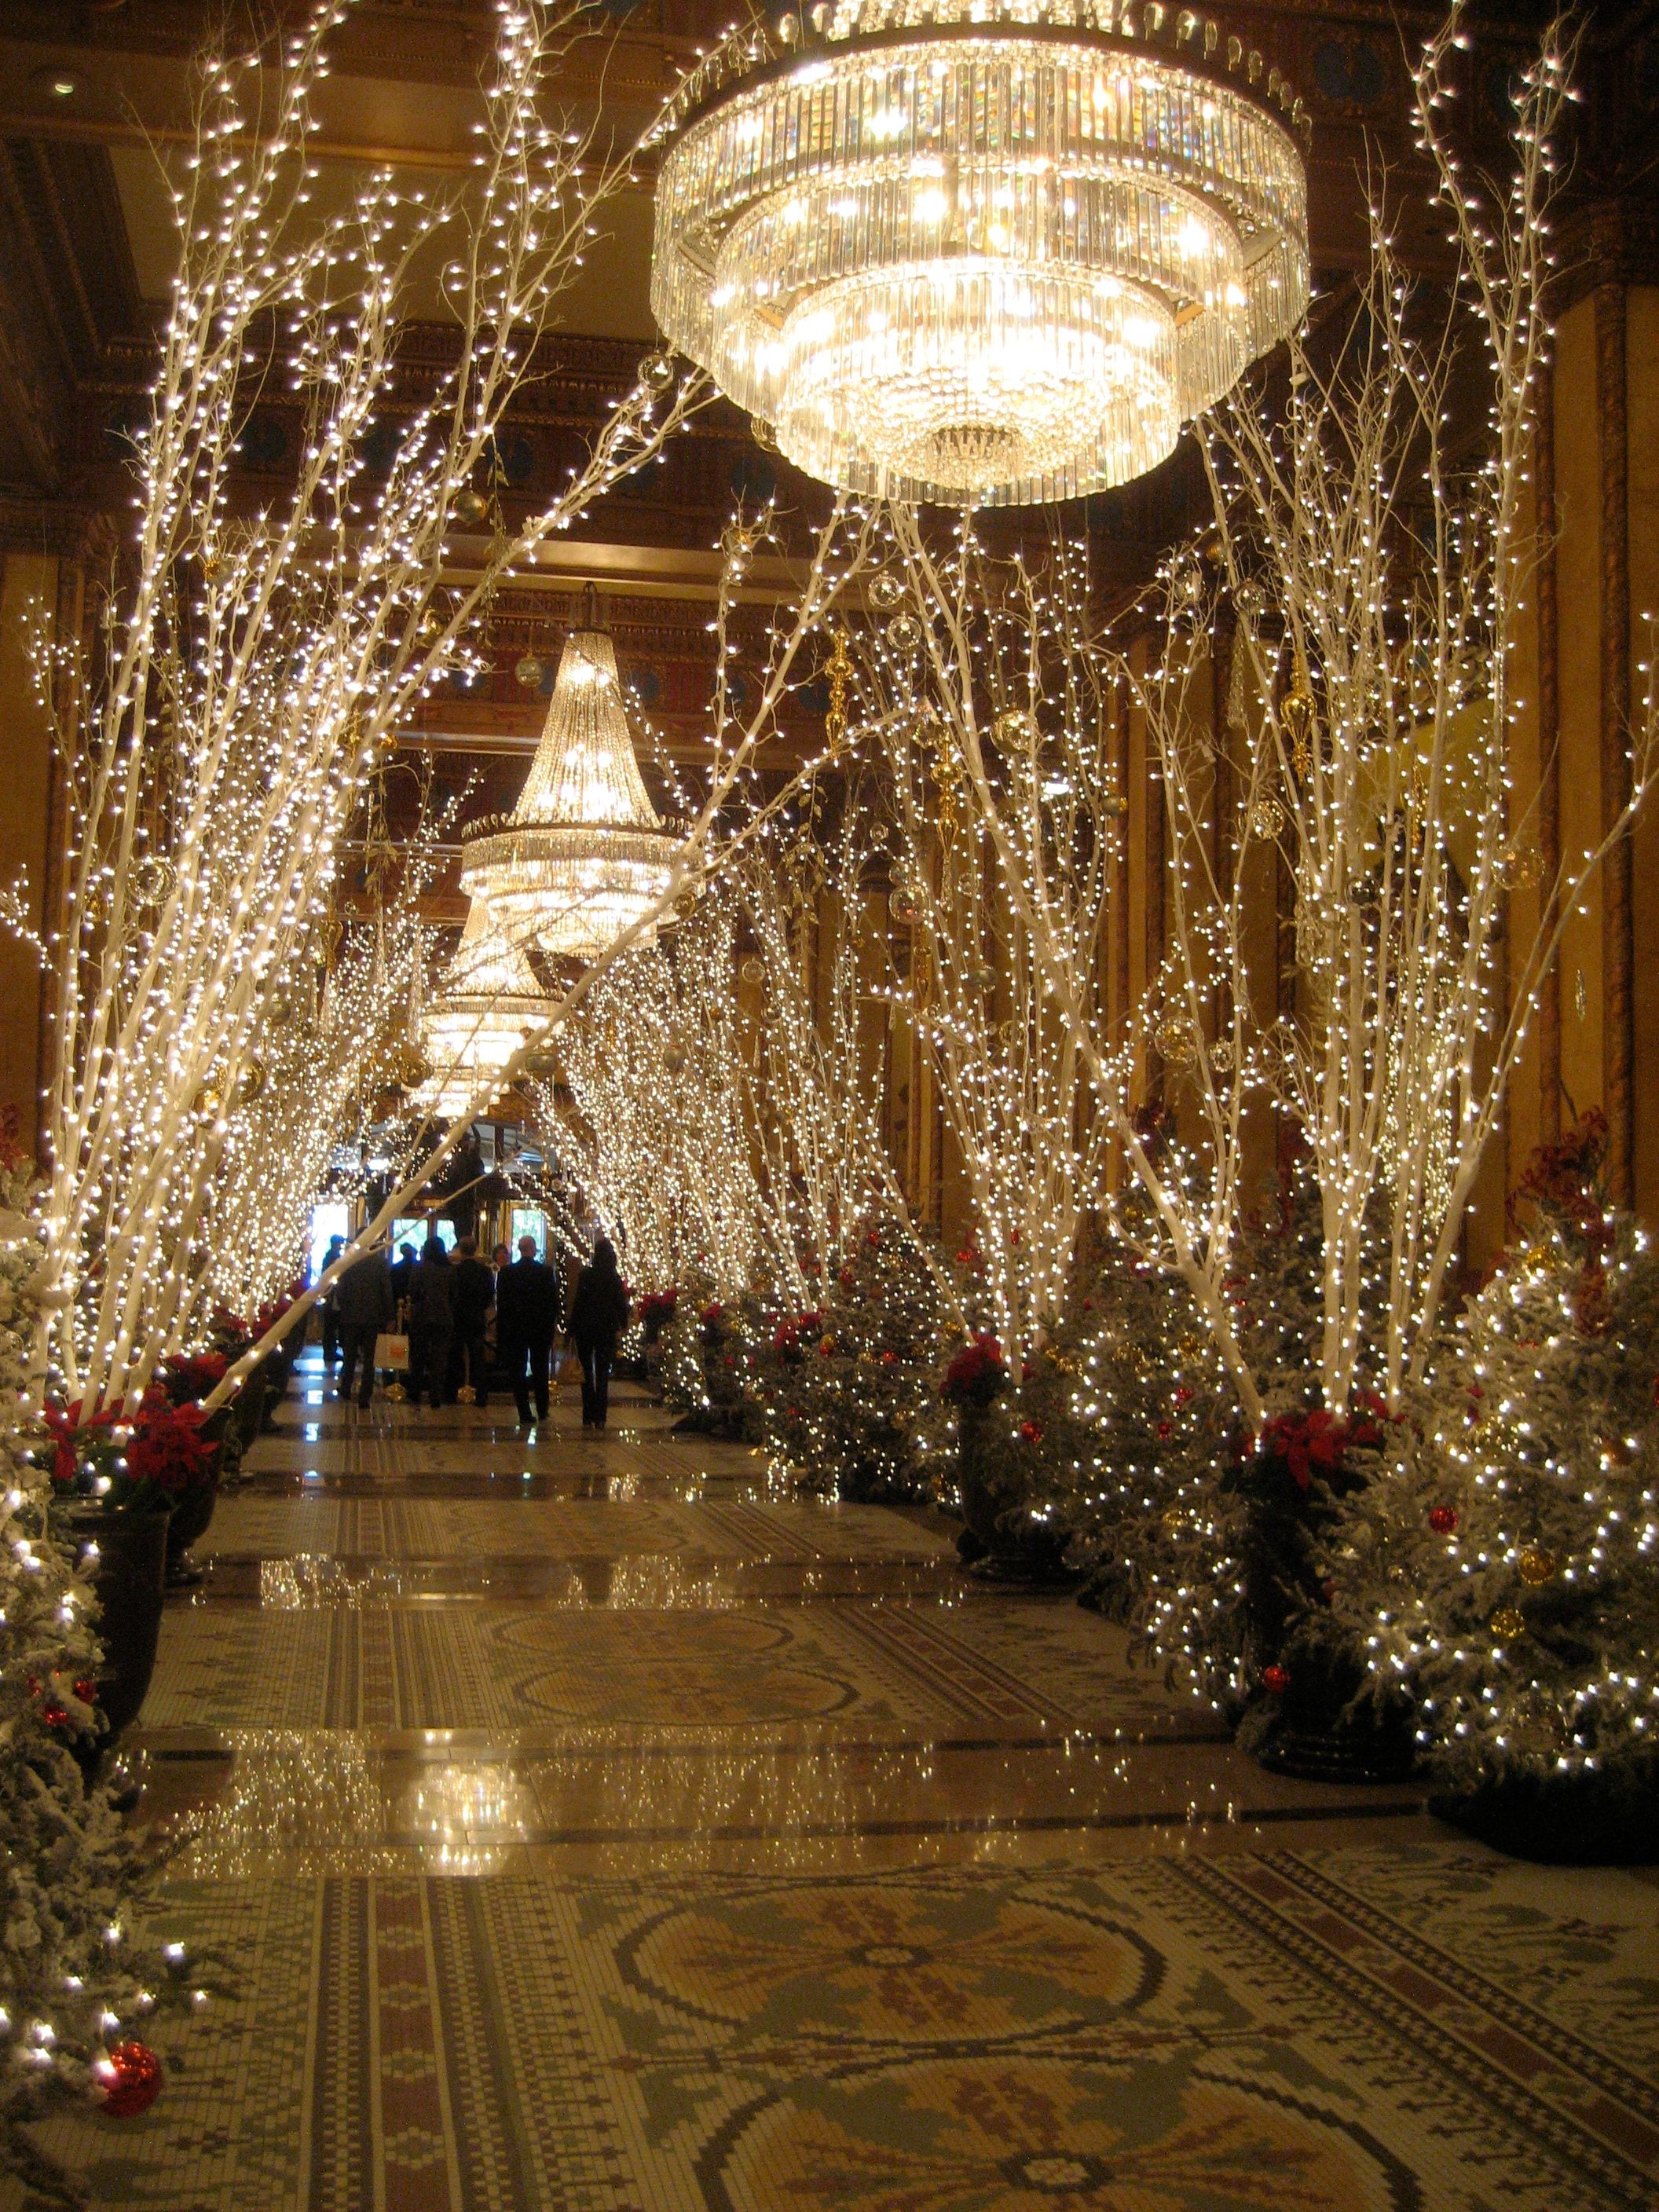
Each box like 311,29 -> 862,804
389,1240 -> 419,1317
496,1236 -> 561,1426
405,1235 -> 455,1411
449,1236 -> 496,1407
332,1246 -> 394,1409
317,1234 -> 346,1367
568,1236 -> 631,1433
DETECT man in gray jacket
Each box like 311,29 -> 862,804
333,1243 -> 395,1408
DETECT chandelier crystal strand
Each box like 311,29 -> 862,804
419,899 -> 558,1115
650,4 -> 1309,506
460,609 -> 686,960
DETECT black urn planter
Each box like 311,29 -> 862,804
65,1507 -> 170,1745
163,1471 -> 220,1585
1427,1758 -> 1659,1865
1248,1643 -> 1417,1785
954,1404 -> 1004,1558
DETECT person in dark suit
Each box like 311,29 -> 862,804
332,1245 -> 394,1409
496,1235 -> 561,1426
317,1234 -> 346,1366
449,1236 -> 496,1406
389,1239 -> 419,1317
405,1234 -> 454,1411
567,1236 -> 631,1433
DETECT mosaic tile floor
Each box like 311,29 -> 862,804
18,1352 -> 1657,2210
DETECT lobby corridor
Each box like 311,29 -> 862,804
26,1353 -> 1659,2211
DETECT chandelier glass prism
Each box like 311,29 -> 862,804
460,605 -> 684,962
418,899 -> 558,1115
650,1 -> 1309,507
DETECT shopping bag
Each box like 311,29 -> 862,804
375,1331 -> 410,1372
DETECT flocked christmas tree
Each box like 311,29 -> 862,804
1332,1113 -> 1659,1853
0,1114 -> 203,2199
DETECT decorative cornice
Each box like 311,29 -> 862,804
0,493 -> 110,559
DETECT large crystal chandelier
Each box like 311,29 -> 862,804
460,593 -> 684,961
417,899 -> 557,1115
650,2 -> 1309,507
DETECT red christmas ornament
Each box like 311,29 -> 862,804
1262,1664 -> 1291,1695
1429,1505 -> 1459,1535
74,1679 -> 97,1705
99,2042 -> 163,2119
1018,1419 -> 1044,1444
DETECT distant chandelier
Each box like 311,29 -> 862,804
418,899 -> 557,1115
460,592 -> 684,962
650,0 -> 1309,507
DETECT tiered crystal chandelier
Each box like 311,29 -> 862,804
418,899 -> 558,1115
650,1 -> 1309,507
460,593 -> 684,961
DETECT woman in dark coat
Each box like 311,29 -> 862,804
567,1237 -> 631,1432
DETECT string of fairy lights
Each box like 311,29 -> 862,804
1,16 -> 1652,2174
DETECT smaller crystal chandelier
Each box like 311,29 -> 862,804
460,588 -> 684,961
417,899 -> 557,1116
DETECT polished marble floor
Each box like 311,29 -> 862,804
20,1352 -> 1658,2210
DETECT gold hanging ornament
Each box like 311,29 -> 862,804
822,628 -> 853,748
1495,841 -> 1544,892
869,569 -> 905,613
1281,646 -> 1317,780
232,1057 -> 268,1108
1490,1606 -> 1525,1639
133,855 -> 176,907
1248,797 -> 1285,841
1154,1015 -> 1196,1069
1518,1546 -> 1556,1586
993,707 -> 1039,758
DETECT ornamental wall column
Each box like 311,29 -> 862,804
1519,211 -> 1659,1217
0,506 -> 93,1154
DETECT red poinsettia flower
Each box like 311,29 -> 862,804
941,1333 -> 1007,1408
162,1350 -> 229,1406
42,1399 -> 122,1484
771,1312 -> 824,1364
125,1389 -> 218,1495
1258,1406 -> 1350,1492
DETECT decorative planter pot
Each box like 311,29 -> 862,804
63,1507 -> 170,1745
954,1404 -> 1003,1558
163,1470 -> 221,1585
1248,1645 -> 1417,1785
1427,1760 -> 1659,1865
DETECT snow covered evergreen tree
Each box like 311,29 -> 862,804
0,1117 -> 201,2196
1334,1114 -> 1659,1854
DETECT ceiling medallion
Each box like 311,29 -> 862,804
460,588 -> 685,963
649,1 -> 1309,507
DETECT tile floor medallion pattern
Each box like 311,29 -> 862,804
16,1353 -> 1657,2211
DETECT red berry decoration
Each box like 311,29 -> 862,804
74,1679 -> 97,1705
1262,1664 -> 1291,1695
1429,1505 -> 1459,1535
99,2042 -> 163,2119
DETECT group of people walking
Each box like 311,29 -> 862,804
320,1229 -> 631,1430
